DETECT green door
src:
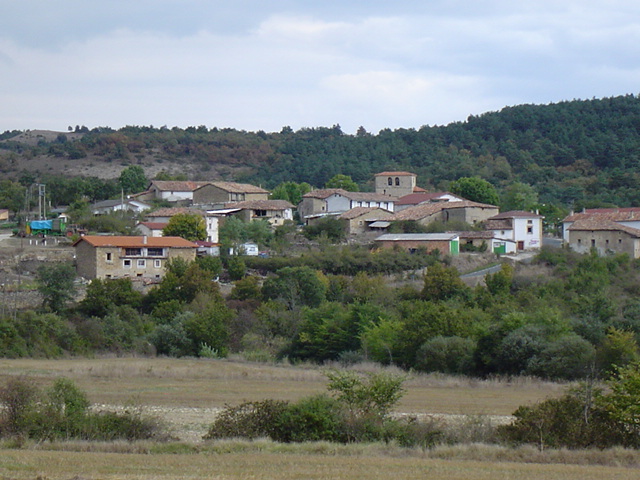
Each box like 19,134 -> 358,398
494,242 -> 506,254
450,239 -> 459,256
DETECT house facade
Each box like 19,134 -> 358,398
91,199 -> 151,215
148,180 -> 210,203
192,181 -> 270,205
214,200 -> 294,226
135,222 -> 167,238
394,192 -> 465,212
485,211 -> 543,253
339,207 -> 393,235
567,219 -> 640,258
562,208 -> 640,243
374,171 -> 418,198
144,207 -> 219,243
299,189 -> 395,222
375,233 -> 460,255
74,235 -> 198,280
389,200 -> 499,227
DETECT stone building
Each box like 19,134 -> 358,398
74,235 -> 198,280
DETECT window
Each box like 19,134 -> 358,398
137,259 -> 146,267
527,226 -> 533,234
395,177 -> 400,186
154,260 -> 162,268
105,275 -> 112,279
254,209 -> 267,217
105,252 -> 112,262
147,247 -> 163,256
591,239 -> 596,248
137,273 -> 143,277
123,259 -> 131,268
125,248 -> 142,256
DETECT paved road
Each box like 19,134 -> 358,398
460,264 -> 503,278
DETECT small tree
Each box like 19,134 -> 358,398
118,165 -> 148,194
162,213 -> 207,241
324,370 -> 405,419
325,174 -> 359,192
36,263 -> 76,313
449,177 -> 499,205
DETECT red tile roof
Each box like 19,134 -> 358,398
564,208 -> 640,223
73,235 -> 198,248
390,200 -> 498,221
374,171 -> 416,176
395,192 -> 460,206
150,181 -> 210,191
302,188 -> 349,199
339,207 -> 392,220
223,200 -> 294,210
488,210 -> 543,220
208,181 -> 269,194
568,219 -> 640,237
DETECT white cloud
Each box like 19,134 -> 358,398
1,2 -> 640,133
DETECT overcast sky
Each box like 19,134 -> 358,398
1,1 -> 639,134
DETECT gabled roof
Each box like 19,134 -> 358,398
302,188 -> 349,199
568,218 -> 640,237
455,230 -> 495,239
150,180 -> 210,192
145,207 -> 210,218
223,199 -> 294,210
489,210 -> 543,220
389,200 -> 498,221
137,222 -> 168,230
395,192 -> 461,206
374,171 -> 416,177
206,181 -> 269,194
73,235 -> 198,248
339,207 -> 392,220
563,208 -> 640,223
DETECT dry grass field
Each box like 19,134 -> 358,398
2,357 -> 638,480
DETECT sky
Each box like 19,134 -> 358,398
1,1 -> 640,134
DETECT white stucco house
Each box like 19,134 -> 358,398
485,211 -> 543,254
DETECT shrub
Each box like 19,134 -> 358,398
0,376 -> 39,437
275,395 -> 348,443
204,400 -> 289,440
415,336 -> 476,374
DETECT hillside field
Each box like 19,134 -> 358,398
4,357 -> 640,480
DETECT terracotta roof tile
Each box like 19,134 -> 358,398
389,200 -> 498,221
339,207 -> 392,220
73,235 -> 198,248
223,200 -> 294,210
564,208 -> 640,223
488,210 -> 543,220
568,218 -> 640,237
374,171 -> 416,176
150,181 -> 210,191
208,181 -> 269,194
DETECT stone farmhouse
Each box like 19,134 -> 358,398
388,200 -> 499,227
394,192 -> 465,212
74,235 -> 198,280
193,181 -> 270,205
563,208 -> 640,258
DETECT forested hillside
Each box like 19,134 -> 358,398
2,94 -> 640,209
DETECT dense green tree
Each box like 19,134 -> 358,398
0,180 -> 25,215
36,263 -> 76,313
421,262 -> 468,301
79,278 -> 143,317
262,266 -> 327,310
449,177 -> 500,205
325,174 -> 359,192
162,213 -> 206,241
118,165 -> 148,194
500,182 -> 539,211
271,181 -> 312,206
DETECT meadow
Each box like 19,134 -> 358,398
1,357 -> 639,480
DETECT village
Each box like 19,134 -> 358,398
4,169 -> 640,283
